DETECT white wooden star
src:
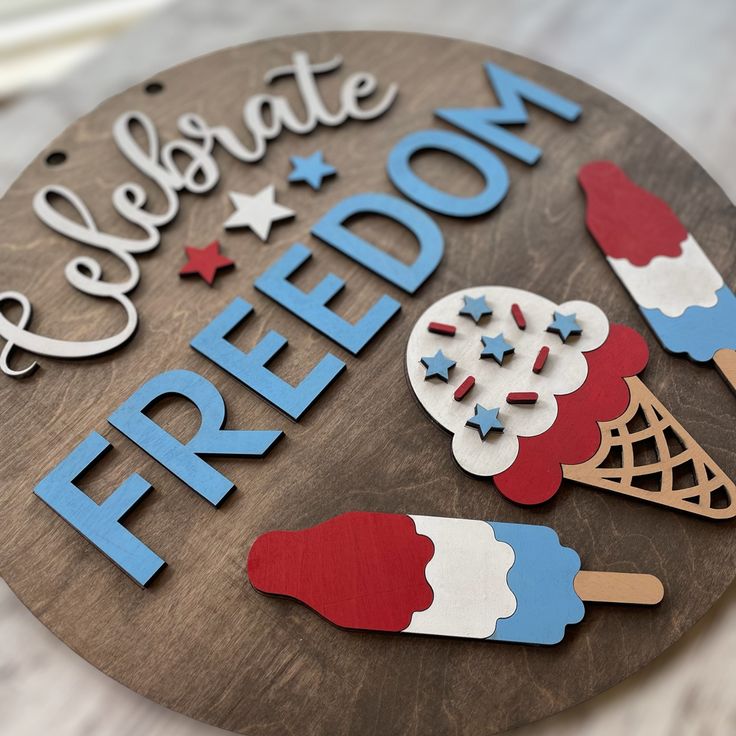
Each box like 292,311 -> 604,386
224,185 -> 295,241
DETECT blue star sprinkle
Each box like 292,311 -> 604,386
466,404 -> 504,440
480,334 -> 515,365
288,151 -> 336,190
546,311 -> 583,342
458,294 -> 493,323
420,350 -> 456,382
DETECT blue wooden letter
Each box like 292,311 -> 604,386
254,244 -> 401,355
311,192 -> 443,294
108,369 -> 282,506
190,298 -> 345,421
386,130 -> 509,217
34,432 -> 165,586
435,62 -> 582,165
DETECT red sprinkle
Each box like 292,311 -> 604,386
428,321 -> 456,336
506,392 -> 538,405
511,303 -> 526,330
453,376 -> 475,401
532,346 -> 550,374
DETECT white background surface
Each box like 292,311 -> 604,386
1,1 -> 734,734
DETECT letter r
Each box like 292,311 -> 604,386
108,369 -> 282,506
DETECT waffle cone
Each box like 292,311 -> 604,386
563,376 -> 736,519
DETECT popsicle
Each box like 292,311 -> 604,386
247,512 -> 664,646
578,161 -> 736,393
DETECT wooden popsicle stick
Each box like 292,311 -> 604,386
714,348 -> 736,395
574,571 -> 664,605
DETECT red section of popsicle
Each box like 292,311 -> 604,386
578,161 -> 687,266
494,324 -> 649,504
454,375 -> 475,401
247,512 -> 435,631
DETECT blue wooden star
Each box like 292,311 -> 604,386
288,151 -> 336,190
459,294 -> 493,323
466,404 -> 504,439
480,334 -> 515,365
547,311 -> 583,342
420,349 -> 456,382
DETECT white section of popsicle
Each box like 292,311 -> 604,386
405,287 -> 609,477
607,235 -> 723,317
404,515 -> 516,638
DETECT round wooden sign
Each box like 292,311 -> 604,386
1,31 -> 735,735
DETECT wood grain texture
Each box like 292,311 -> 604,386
0,30 -> 735,736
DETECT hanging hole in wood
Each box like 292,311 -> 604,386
144,81 -> 165,94
45,151 -> 67,167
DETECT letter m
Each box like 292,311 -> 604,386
435,62 -> 582,165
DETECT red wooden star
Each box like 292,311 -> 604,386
179,240 -> 234,286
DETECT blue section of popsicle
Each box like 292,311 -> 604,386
641,284 -> 736,363
487,521 -> 585,645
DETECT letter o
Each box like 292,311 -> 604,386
387,130 -> 509,217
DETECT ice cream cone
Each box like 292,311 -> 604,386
563,376 -> 736,519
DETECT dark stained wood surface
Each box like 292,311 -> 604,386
0,32 -> 735,736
